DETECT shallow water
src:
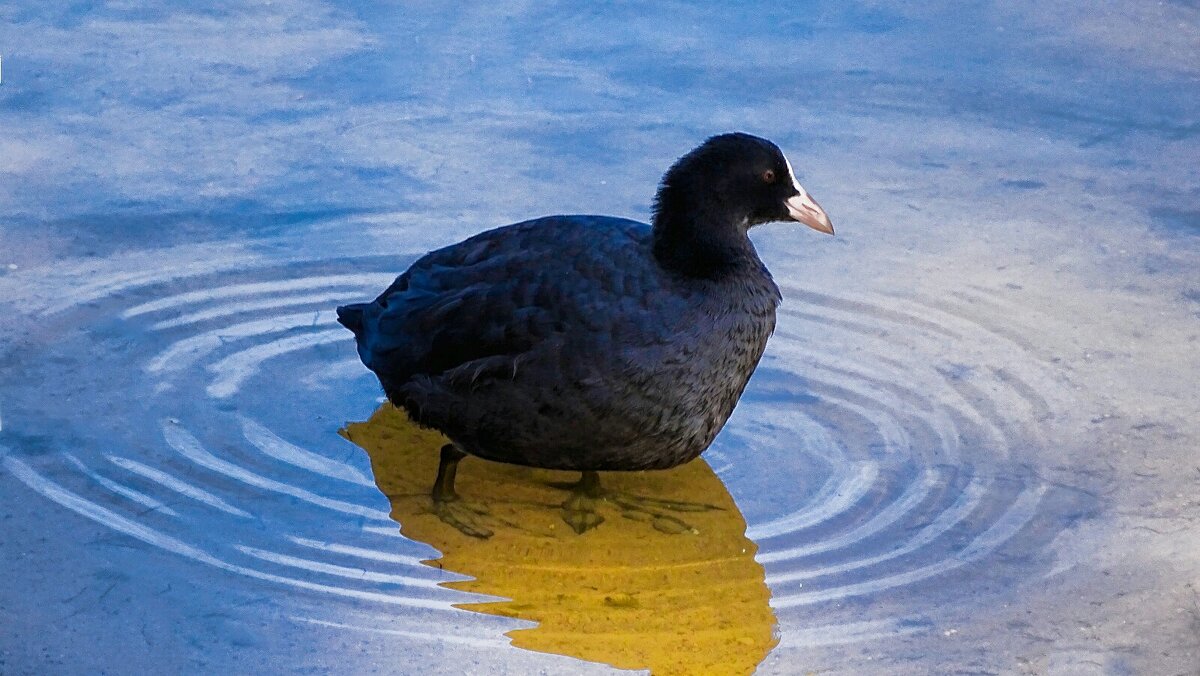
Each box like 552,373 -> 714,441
1,2 -> 1198,674
344,404 -> 777,675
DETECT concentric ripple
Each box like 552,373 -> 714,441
0,249 -> 1094,658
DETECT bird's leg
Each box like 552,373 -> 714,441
432,443 -> 465,502
431,444 -> 493,539
561,470 -> 605,534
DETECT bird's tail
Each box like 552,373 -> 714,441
336,303 -> 368,339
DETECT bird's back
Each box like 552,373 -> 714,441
339,216 -> 661,389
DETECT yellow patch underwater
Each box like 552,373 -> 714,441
341,403 -> 778,675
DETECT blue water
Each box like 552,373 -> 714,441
2,2 -> 1198,674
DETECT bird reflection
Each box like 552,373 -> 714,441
341,403 -> 778,675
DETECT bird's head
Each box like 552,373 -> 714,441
653,132 -> 833,236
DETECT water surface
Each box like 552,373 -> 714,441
1,2 -> 1198,674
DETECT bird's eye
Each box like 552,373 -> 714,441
761,169 -> 776,184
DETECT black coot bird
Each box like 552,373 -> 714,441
338,133 -> 832,535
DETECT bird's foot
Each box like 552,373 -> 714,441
429,443 -> 495,538
560,470 -> 606,534
608,492 -> 723,535
556,471 -> 722,535
562,490 -> 606,534
433,495 -> 494,539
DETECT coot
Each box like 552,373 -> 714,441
338,132 -> 832,535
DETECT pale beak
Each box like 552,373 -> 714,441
785,190 -> 834,235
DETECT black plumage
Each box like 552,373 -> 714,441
337,132 -> 832,533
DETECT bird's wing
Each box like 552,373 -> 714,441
353,216 -> 663,389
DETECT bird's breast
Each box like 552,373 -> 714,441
605,287 -> 777,464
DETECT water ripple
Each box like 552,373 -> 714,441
3,254 -> 1090,653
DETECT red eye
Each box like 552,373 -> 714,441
762,169 -> 776,184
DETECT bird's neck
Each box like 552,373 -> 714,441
651,196 -> 757,278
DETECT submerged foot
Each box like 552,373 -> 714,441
430,443 -> 493,538
433,495 -> 494,539
557,471 -> 722,535
608,492 -> 722,535
561,471 -> 605,534
562,492 -> 605,534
